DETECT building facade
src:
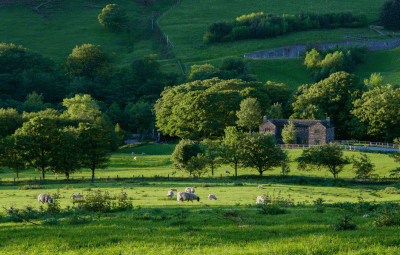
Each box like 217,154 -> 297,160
258,116 -> 335,145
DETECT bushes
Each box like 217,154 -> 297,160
203,11 -> 368,44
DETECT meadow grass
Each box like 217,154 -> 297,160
1,180 -> 400,254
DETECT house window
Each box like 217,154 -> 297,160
315,130 -> 320,133
316,140 -> 320,145
264,128 -> 271,133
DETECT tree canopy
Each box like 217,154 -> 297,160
290,71 -> 364,140
239,132 -> 288,176
295,142 -> 351,178
98,4 -> 129,33
351,84 -> 400,141
153,77 -> 272,142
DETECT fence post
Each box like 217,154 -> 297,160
117,175 -> 118,182
168,174 -> 169,181
14,178 -> 15,186
246,174 -> 247,181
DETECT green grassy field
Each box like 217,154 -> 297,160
1,143 -> 400,182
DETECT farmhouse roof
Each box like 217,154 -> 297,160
266,119 -> 334,128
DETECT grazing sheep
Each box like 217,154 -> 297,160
6,208 -> 12,212
134,157 -> 137,160
185,187 -> 195,193
142,152 -> 146,155
167,191 -> 174,197
224,170 -> 230,174
256,196 -> 267,205
177,192 -> 199,203
170,189 -> 177,192
208,194 -> 217,200
38,193 -> 53,204
71,194 -> 83,200
258,185 -> 263,189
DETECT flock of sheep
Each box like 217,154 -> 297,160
167,187 -> 217,203
36,185 -> 266,205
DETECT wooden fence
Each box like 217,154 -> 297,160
276,140 -> 400,150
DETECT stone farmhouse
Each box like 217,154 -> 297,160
258,116 -> 335,145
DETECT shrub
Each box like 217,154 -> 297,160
41,218 -> 59,226
256,204 -> 287,215
384,187 -> 400,194
333,214 -> 357,231
82,187 -> 92,191
18,185 -> 45,190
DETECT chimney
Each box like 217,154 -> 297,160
327,116 -> 330,124
263,116 -> 267,122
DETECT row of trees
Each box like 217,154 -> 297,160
203,11 -> 369,44
0,117 -> 114,180
170,126 -> 398,179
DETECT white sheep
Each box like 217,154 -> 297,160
142,152 -> 146,155
256,196 -> 267,205
258,185 -> 263,189
208,194 -> 217,200
71,194 -> 83,200
224,170 -> 230,174
177,192 -> 199,203
167,191 -> 174,197
170,189 -> 177,192
38,193 -> 53,204
185,187 -> 195,193
134,157 -> 137,160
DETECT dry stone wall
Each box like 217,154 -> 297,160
244,39 -> 400,59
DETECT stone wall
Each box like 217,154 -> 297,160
244,39 -> 400,59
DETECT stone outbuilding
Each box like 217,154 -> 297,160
258,116 -> 334,145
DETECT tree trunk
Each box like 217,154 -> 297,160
92,169 -> 95,183
17,172 -> 19,178
42,169 -> 45,180
66,172 -> 69,179
249,127 -> 252,134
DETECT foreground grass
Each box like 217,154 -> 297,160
1,181 -> 400,254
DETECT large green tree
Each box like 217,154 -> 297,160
13,117 -> 60,179
220,126 -> 247,177
61,44 -> 114,81
199,138 -> 224,176
0,136 -> 29,178
263,81 -> 294,118
290,71 -> 364,139
171,139 -> 204,176
239,132 -> 288,176
295,142 -> 351,178
59,94 -> 102,123
48,126 -> 83,179
351,84 -> 400,142
153,77 -> 271,141
235,97 -> 263,134
98,4 -> 129,33
21,91 -> 53,113
77,122 -> 112,182
267,102 -> 284,119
